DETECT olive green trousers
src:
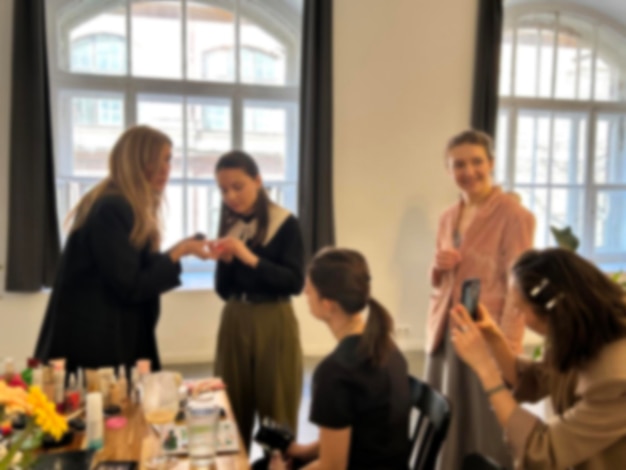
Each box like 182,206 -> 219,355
214,299 -> 303,451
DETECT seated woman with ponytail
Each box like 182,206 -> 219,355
270,248 -> 411,470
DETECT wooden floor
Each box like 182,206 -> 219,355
172,351 -> 426,462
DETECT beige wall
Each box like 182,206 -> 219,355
0,0 -> 488,364
333,0 -> 478,347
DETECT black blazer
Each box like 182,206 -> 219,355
35,194 -> 181,371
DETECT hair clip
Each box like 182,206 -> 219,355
530,278 -> 549,298
545,294 -> 563,310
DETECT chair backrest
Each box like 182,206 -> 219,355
408,375 -> 452,470
462,453 -> 505,470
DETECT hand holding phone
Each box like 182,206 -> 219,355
461,278 -> 481,321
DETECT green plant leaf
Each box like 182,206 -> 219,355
550,226 -> 579,251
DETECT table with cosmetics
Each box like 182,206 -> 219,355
50,387 -> 250,470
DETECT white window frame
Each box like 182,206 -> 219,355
46,0 -> 302,286
499,3 -> 626,269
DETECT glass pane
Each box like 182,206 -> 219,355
595,27 -> 626,102
132,1 -> 182,78
137,96 -> 184,177
555,16 -> 594,100
265,182 -> 297,212
516,187 -> 549,247
69,95 -> 124,177
56,180 -> 98,236
595,191 -> 626,255
243,104 -> 288,180
515,111 -> 550,184
495,110 -> 509,184
554,32 -> 577,99
595,114 -> 626,184
68,7 -> 127,75
162,184 -> 184,250
513,14 -> 556,98
550,188 -> 584,243
187,100 -> 232,179
187,2 -> 235,82
187,184 -> 221,240
500,29 -> 513,96
240,18 -> 286,85
552,114 -> 586,184
515,28 -> 540,97
538,28 -> 555,98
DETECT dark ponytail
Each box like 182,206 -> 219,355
308,248 -> 395,366
215,150 -> 271,246
363,298 -> 394,366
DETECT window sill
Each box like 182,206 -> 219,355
177,271 -> 216,292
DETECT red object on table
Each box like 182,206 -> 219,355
7,374 -> 27,390
0,423 -> 12,437
65,390 -> 81,411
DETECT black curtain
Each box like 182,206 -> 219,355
471,0 -> 504,137
298,0 -> 335,261
6,0 -> 61,292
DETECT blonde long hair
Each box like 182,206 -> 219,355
69,125 -> 172,251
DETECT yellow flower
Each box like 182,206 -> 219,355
0,382 -> 31,416
26,386 -> 67,441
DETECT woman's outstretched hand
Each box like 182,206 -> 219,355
450,304 -> 495,377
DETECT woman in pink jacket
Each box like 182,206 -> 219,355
425,129 -> 535,470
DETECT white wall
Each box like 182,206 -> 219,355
333,0 -> 478,348
0,0 -> 483,365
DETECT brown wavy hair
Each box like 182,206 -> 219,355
68,125 -> 172,251
512,248 -> 626,373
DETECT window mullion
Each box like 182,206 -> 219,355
583,108 -> 598,256
183,96 -> 189,237
126,0 -> 132,77
511,23 -> 518,96
507,106 -> 518,188
550,13 -> 561,99
535,28 -> 542,97
575,37 -> 581,99
182,0 -> 188,80
545,112 -> 555,246
233,92 -> 244,150
590,24 -> 599,101
235,0 -> 241,84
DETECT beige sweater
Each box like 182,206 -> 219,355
506,338 -> 626,470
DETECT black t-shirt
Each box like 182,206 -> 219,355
310,335 -> 411,470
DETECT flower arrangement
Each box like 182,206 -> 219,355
0,382 -> 68,469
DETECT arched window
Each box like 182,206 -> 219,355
497,4 -> 626,269
70,34 -> 126,74
46,0 -> 303,285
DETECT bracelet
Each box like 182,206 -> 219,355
485,383 -> 507,397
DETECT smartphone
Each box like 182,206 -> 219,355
193,232 -> 206,241
461,278 -> 481,321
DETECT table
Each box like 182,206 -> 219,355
60,389 -> 249,469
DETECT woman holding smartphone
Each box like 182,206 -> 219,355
425,130 -> 535,469
452,248 -> 626,470
211,150 -> 304,452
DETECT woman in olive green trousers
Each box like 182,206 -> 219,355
210,151 -> 304,451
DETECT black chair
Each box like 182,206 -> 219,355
462,453 -> 506,469
408,375 -> 452,470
